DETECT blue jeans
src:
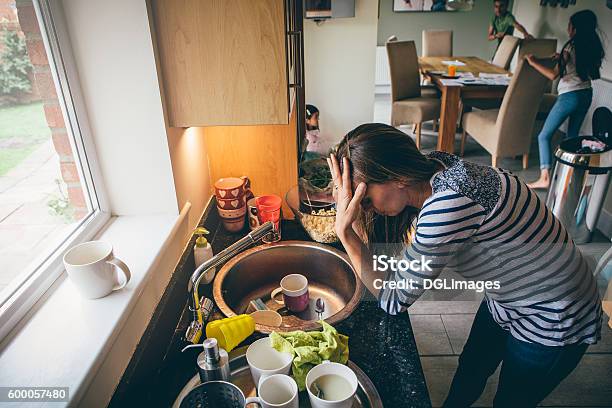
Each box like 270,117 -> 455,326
443,302 -> 588,408
537,88 -> 592,169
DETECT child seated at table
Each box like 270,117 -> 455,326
304,104 -> 329,157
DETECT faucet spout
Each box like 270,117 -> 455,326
188,221 -> 275,293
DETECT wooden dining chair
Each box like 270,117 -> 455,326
517,38 -> 557,60
466,35 -> 522,112
492,35 -> 521,70
519,38 -> 559,117
461,60 -> 549,168
422,30 -> 453,57
386,40 -> 440,149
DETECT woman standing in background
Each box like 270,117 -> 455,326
527,10 -> 605,189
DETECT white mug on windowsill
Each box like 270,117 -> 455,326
63,241 -> 131,299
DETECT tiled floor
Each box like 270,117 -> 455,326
374,94 -> 612,407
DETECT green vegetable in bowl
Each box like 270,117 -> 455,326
299,157 -> 333,192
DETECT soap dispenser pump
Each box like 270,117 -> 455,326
198,338 -> 230,383
194,227 -> 215,284
181,337 -> 230,383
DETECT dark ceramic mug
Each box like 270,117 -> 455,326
271,274 -> 309,313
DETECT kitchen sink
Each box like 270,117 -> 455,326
212,241 -> 364,333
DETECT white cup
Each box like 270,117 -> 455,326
63,241 -> 131,299
245,337 -> 293,386
245,374 -> 298,408
306,361 -> 358,408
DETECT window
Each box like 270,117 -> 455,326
0,0 -> 108,339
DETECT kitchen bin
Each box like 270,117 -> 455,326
546,136 -> 612,244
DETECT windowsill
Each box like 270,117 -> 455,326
0,212 -> 183,406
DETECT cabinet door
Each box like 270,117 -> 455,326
152,0 -> 289,127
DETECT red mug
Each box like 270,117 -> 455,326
271,274 -> 309,313
256,194 -> 282,211
217,207 -> 246,232
256,195 -> 281,228
217,196 -> 245,210
256,195 -> 282,242
216,205 -> 246,219
214,176 -> 252,200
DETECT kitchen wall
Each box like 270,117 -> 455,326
377,0 -> 503,60
304,0 -> 378,147
61,0 -> 177,217
512,1 -> 612,237
164,127 -> 212,231
60,0 -> 206,405
63,0 -> 214,233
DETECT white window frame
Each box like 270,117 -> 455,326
0,0 -> 110,341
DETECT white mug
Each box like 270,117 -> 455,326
245,337 -> 293,386
245,374 -> 298,408
306,361 -> 358,408
63,241 -> 131,299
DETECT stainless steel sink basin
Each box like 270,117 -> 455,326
212,241 -> 364,333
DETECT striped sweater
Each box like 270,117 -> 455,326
379,152 -> 602,346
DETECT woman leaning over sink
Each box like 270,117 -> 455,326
326,123 -> 601,408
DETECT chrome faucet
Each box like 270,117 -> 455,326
185,221 -> 275,344
188,221 -> 275,292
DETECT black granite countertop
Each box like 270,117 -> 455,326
110,211 -> 431,408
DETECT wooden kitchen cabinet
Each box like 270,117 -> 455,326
151,0 -> 302,127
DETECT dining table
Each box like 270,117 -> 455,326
418,56 -> 512,153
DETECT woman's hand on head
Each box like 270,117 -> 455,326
327,154 -> 366,240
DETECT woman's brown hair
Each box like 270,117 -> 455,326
334,123 -> 439,246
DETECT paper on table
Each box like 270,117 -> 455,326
457,72 -> 474,78
439,79 -> 464,87
484,77 -> 511,85
456,77 -> 488,85
479,72 -> 510,78
441,60 -> 466,66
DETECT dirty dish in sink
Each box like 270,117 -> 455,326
249,310 -> 283,327
173,347 -> 383,408
213,241 -> 363,333
245,337 -> 293,386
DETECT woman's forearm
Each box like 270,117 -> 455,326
338,229 -> 381,298
528,58 -> 558,81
